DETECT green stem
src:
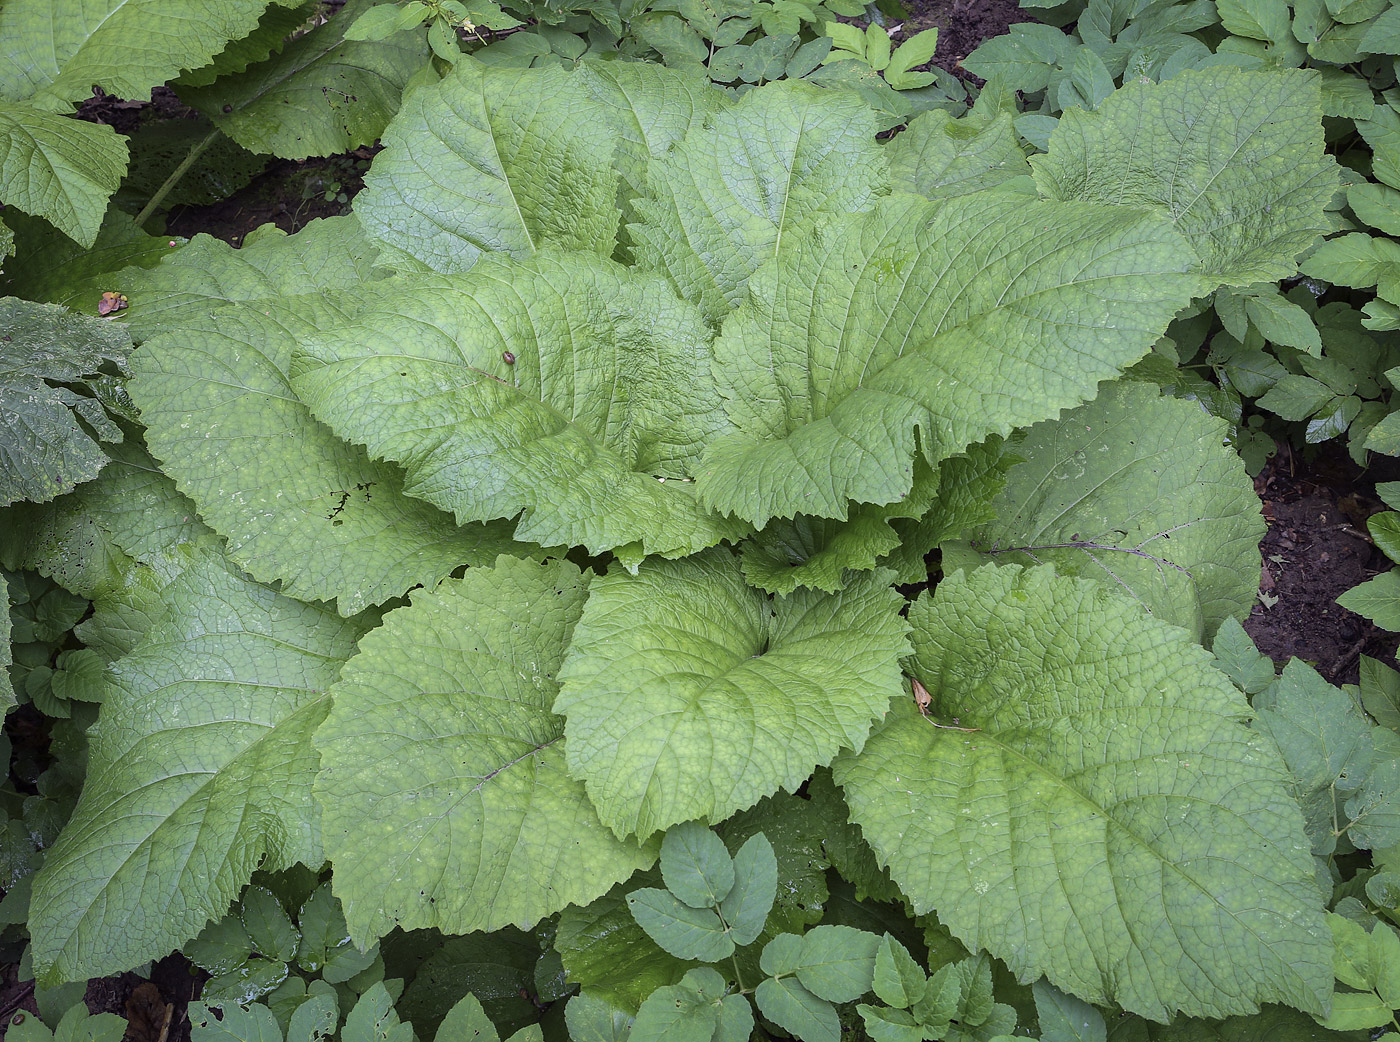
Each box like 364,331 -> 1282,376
134,127 -> 220,228
730,952 -> 748,994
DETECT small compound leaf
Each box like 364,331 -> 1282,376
1251,659 -> 1375,857
1032,67 -> 1338,285
715,993 -> 754,1042
1212,618 -> 1278,696
872,935 -> 925,1009
629,968 -> 722,1042
1,297 -> 130,507
563,993 -> 634,1042
835,565 -> 1331,1021
315,557 -> 655,944
857,1004 -> 922,1042
435,993 -> 501,1042
240,886 -> 297,963
660,821 -> 736,909
1033,979 -> 1107,1042
189,1001 -> 284,1042
627,887 -> 735,962
754,976 -> 839,1042
793,924 -> 881,1003
555,551 -> 910,840
761,933 -> 804,976
720,832 -> 778,946
29,553 -> 366,983
343,983 -> 413,1042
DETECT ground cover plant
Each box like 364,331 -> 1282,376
5,1 -> 1400,1040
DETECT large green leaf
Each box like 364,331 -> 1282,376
941,381 -> 1265,642
290,250 -> 742,558
628,79 -> 887,324
0,210 -> 177,310
0,297 -> 130,507
0,0 -> 295,107
886,110 -> 1030,200
0,573 -> 13,714
131,299 -> 514,614
1032,67 -> 1338,285
124,222 -> 513,613
356,58 -> 625,274
179,0 -> 428,160
116,217 -> 384,338
0,106 -> 128,247
695,192 -> 1201,527
834,565 -> 1330,1021
314,556 -> 657,945
28,552 -> 366,983
554,550 -> 910,840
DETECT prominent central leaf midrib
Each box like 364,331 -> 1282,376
928,722 -> 1308,975
812,208 -> 1182,423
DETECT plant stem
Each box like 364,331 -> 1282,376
134,127 -> 221,228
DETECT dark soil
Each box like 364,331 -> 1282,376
1246,442 -> 1400,685
901,0 -> 1026,78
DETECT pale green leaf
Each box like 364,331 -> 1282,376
356,58 -> 624,274
180,0 -> 428,160
290,251 -> 742,558
0,107 -> 128,248
626,887 -> 735,961
1347,756 -> 1400,850
1,298 -> 130,507
0,0 -> 291,107
661,821 -> 735,908
754,977 -> 839,1042
835,565 -> 1330,1020
739,460 -> 939,595
887,110 -> 1029,200
943,382 -> 1265,641
1361,655 -> 1400,730
315,556 -> 654,943
629,80 -> 886,323
1316,990 -> 1394,1032
1033,68 -> 1338,285
29,553 -> 366,983
1256,374 -> 1337,420
858,1004 -> 922,1042
131,298 -> 516,614
177,2 -> 319,88
1217,0 -> 1290,43
554,551 -> 909,840
697,193 -> 1199,528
